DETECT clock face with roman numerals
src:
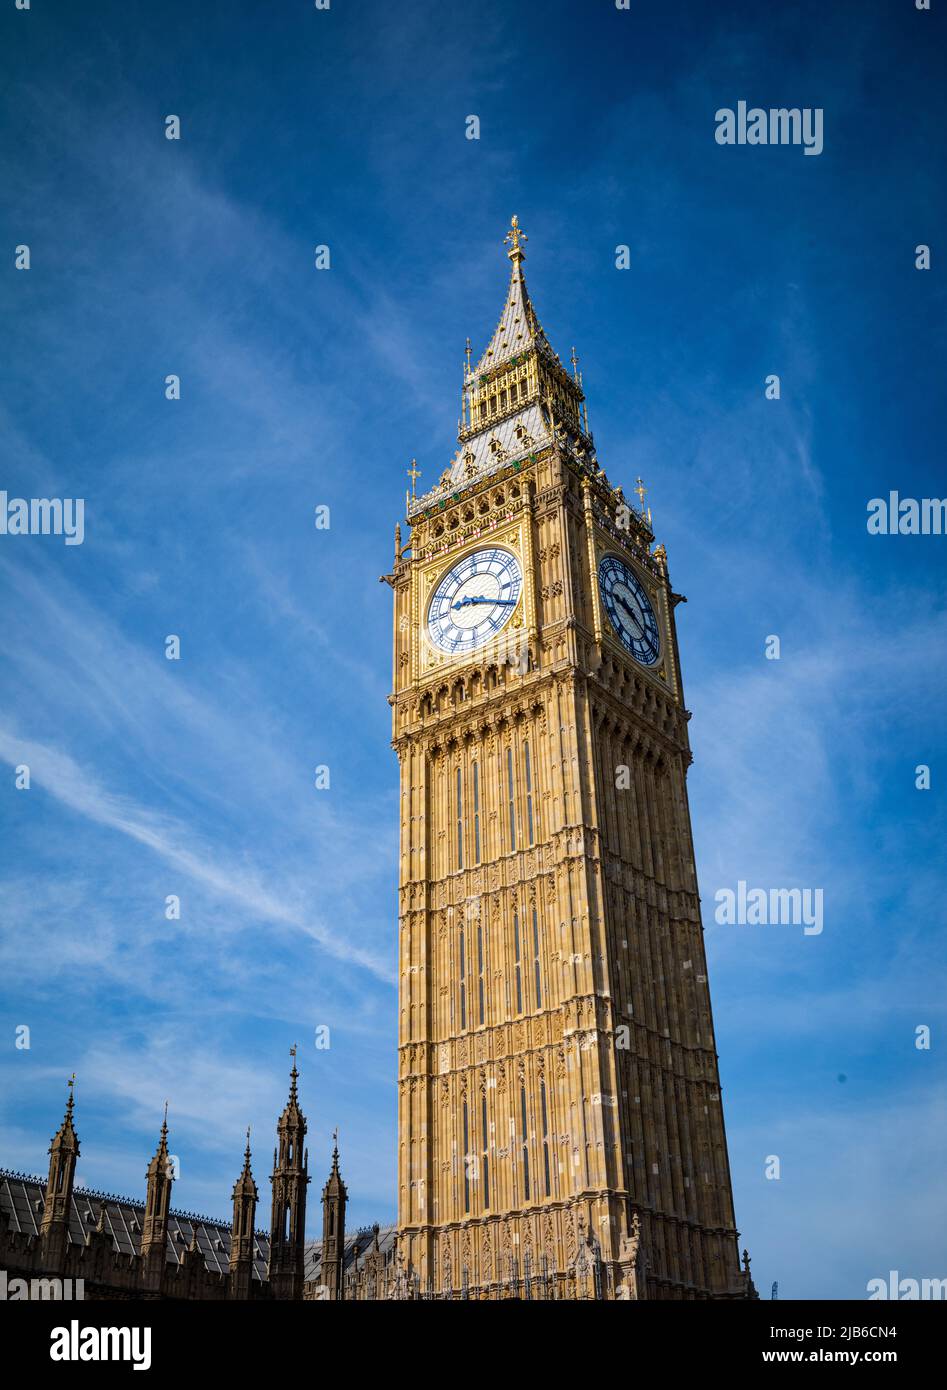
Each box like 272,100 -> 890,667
598,554 -> 661,666
427,548 -> 523,654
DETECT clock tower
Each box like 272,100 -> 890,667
386,218 -> 754,1300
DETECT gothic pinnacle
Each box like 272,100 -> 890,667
50,1074 -> 79,1154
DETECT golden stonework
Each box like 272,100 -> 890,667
388,223 -> 753,1301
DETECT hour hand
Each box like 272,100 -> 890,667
615,595 -> 643,632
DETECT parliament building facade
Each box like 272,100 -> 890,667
0,221 -> 755,1302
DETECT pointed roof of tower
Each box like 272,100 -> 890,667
233,1126 -> 259,1201
322,1129 -> 347,1201
277,1045 -> 306,1132
49,1075 -> 80,1155
408,218 -> 593,518
473,215 -> 549,375
146,1102 -> 171,1180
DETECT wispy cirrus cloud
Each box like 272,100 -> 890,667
0,725 -> 392,981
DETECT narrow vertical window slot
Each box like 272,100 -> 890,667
473,762 -> 481,864
456,766 -> 464,869
477,922 -> 485,1026
481,1095 -> 490,1209
507,747 -> 516,851
463,1100 -> 470,1214
520,1085 -> 531,1201
532,906 -> 542,1008
540,1079 -> 551,1197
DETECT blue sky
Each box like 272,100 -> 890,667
1,0 -> 945,1297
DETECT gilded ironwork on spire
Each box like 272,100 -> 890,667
473,215 -> 544,375
407,219 -> 594,518
504,212 -> 527,262
403,219 -> 595,522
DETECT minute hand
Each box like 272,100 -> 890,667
614,594 -> 644,634
452,595 -> 516,609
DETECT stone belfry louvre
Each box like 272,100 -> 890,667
386,219 -> 754,1300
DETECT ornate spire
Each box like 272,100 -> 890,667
320,1128 -> 348,1300
278,1046 -> 305,1131
473,215 -> 545,375
50,1074 -> 79,1152
147,1101 -> 170,1173
41,1076 -> 81,1259
230,1125 -> 259,1294
414,219 -> 590,509
142,1102 -> 174,1289
323,1127 -> 347,1197
232,1126 -> 258,1200
269,1049 -> 309,1299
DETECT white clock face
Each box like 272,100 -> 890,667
427,548 -> 523,654
598,554 -> 661,665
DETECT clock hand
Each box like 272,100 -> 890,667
614,594 -> 643,634
452,595 -> 516,609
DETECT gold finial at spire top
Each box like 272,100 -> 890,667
504,214 -> 528,264
634,477 -> 647,511
407,458 -> 420,499
464,337 -> 472,369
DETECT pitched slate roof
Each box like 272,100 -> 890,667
304,1225 -> 398,1283
0,1169 -> 395,1286
0,1169 -> 270,1282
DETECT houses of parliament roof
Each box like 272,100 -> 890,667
0,1168 -> 396,1287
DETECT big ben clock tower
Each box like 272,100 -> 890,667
385,218 -> 755,1300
